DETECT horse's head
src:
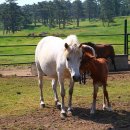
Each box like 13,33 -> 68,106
64,36 -> 82,82
85,42 -> 95,48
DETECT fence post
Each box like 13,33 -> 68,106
124,19 -> 127,54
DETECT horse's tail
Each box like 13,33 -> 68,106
109,45 -> 116,71
111,57 -> 116,71
109,45 -> 115,57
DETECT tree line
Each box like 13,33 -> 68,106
0,0 -> 130,34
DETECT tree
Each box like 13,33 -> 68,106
54,0 -> 71,29
100,0 -> 115,26
0,0 -> 23,34
113,0 -> 121,16
84,0 -> 99,21
21,5 -> 33,27
120,0 -> 130,15
72,0 -> 84,27
38,1 -> 49,26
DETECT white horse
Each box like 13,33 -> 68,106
35,35 -> 82,119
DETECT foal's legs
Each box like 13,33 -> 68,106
68,79 -> 74,113
90,84 -> 98,114
102,85 -> 112,111
52,78 -> 61,108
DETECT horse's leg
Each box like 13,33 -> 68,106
67,79 -> 74,115
38,73 -> 45,108
102,84 -> 107,110
52,78 -> 61,109
36,62 -> 45,108
90,84 -> 98,114
102,85 -> 112,111
83,72 -> 86,84
79,74 -> 82,84
111,57 -> 116,71
79,73 -> 86,84
103,95 -> 106,110
58,74 -> 66,119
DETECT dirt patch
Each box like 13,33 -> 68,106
0,103 -> 130,130
0,66 -> 130,130
0,65 -> 32,77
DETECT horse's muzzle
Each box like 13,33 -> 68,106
73,75 -> 81,82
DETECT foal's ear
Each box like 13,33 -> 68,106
65,43 -> 69,49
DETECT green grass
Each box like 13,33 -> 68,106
0,76 -> 130,118
0,16 -> 130,64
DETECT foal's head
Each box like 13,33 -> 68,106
80,52 -> 95,74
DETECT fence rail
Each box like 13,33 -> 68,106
0,33 -> 125,38
0,44 -> 36,47
0,33 -> 126,66
0,53 -> 34,56
0,62 -> 34,66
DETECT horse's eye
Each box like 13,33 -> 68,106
80,57 -> 82,60
67,57 -> 70,61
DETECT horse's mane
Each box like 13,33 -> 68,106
64,35 -> 79,46
64,35 -> 81,56
82,42 -> 95,47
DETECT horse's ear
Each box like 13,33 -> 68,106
78,44 -> 82,48
65,43 -> 69,49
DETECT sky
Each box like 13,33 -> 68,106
0,0 -> 76,6
0,0 -> 51,6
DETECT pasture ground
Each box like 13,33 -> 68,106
0,66 -> 130,130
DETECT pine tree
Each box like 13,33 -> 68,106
1,0 -> 23,34
72,0 -> 84,27
84,0 -> 99,21
100,0 -> 114,26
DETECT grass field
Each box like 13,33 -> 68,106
0,74 -> 130,118
0,73 -> 130,129
0,16 -> 130,65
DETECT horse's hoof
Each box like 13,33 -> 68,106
103,105 -> 113,111
67,108 -> 73,116
90,110 -> 95,115
67,110 -> 73,116
55,101 -> 61,110
107,107 -> 113,111
103,104 -> 107,110
60,113 -> 67,120
56,104 -> 61,110
40,103 -> 45,108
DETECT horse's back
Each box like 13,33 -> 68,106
35,36 -> 64,77
35,36 -> 63,57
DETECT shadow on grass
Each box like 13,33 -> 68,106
24,25 -> 42,30
77,25 -> 99,29
111,23 -> 122,27
72,107 -> 130,130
